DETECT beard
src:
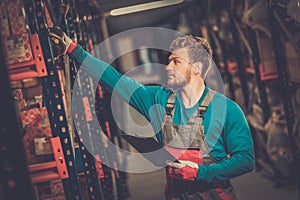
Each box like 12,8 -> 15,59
167,68 -> 191,89
167,75 -> 189,90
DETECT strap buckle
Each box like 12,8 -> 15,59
166,103 -> 175,116
197,106 -> 207,118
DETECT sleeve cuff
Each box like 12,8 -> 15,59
67,41 -> 77,53
196,165 -> 206,180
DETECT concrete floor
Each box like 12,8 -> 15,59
126,169 -> 298,200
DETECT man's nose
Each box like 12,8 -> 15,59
165,63 -> 172,71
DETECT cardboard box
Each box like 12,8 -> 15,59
6,0 -> 28,35
49,180 -> 64,196
10,80 -> 23,88
11,88 -> 26,110
1,0 -> 33,65
3,32 -> 33,65
22,85 -> 42,100
285,39 -> 300,83
22,78 -> 40,88
0,1 -> 10,37
256,31 -> 278,80
35,181 -> 65,200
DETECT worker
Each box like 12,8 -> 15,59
49,27 -> 255,199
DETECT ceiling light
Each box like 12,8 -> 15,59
110,0 -> 184,16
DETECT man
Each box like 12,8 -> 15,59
49,27 -> 255,199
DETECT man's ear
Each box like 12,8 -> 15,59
192,62 -> 203,75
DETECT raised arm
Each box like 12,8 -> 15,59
70,45 -> 159,119
49,27 -> 157,120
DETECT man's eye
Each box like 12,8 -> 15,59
174,60 -> 179,64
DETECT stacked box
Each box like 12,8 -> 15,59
0,2 -> 10,37
256,31 -> 278,80
6,0 -> 27,35
35,180 -> 66,200
0,0 -> 33,65
22,107 -> 53,165
285,37 -> 300,83
11,88 -> 26,110
49,180 -> 65,196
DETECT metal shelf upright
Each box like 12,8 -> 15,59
27,0 -> 84,198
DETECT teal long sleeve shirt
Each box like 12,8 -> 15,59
70,45 -> 255,183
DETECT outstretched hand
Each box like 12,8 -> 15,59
48,27 -> 73,57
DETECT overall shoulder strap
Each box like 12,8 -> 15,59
198,90 -> 218,164
165,93 -> 176,117
197,89 -> 216,118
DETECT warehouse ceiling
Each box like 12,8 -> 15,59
83,0 -> 195,34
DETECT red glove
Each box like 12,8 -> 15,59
168,160 -> 199,181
